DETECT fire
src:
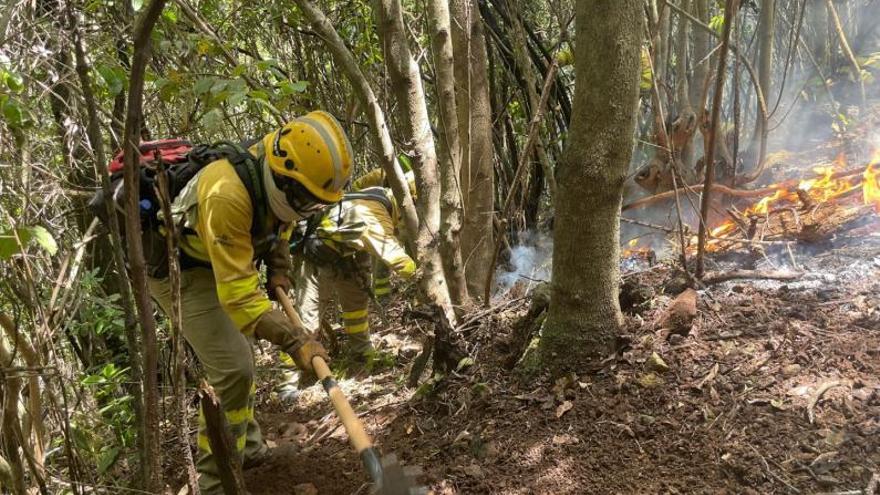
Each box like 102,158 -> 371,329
864,152 -> 880,213
695,149 -> 880,253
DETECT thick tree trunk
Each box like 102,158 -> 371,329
539,0 -> 642,372
121,0 -> 167,490
294,0 -> 419,252
451,0 -> 495,300
428,0 -> 469,307
373,0 -> 455,321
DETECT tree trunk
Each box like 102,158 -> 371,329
373,0 -> 455,321
293,0 -> 420,252
753,0 -> 774,147
451,0 -> 495,300
65,4 -> 147,483
690,0 -> 711,108
121,0 -> 167,490
538,0 -> 642,372
428,0 -> 469,307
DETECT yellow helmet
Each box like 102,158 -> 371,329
263,111 -> 353,203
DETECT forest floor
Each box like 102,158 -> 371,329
239,227 -> 880,494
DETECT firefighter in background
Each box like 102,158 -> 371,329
149,111 -> 353,494
351,165 -> 417,300
293,186 -> 416,362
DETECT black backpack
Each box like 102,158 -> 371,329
89,139 -> 268,278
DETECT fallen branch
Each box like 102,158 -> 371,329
702,269 -> 803,285
807,380 -> 845,424
623,166 -> 868,211
199,382 -> 247,494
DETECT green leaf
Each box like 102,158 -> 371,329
162,6 -> 178,22
28,226 -> 58,255
98,66 -> 125,96
280,80 -> 309,95
231,64 -> 247,77
193,77 -> 215,96
4,71 -> 23,92
96,447 -> 120,475
227,90 -> 247,107
200,108 -> 223,129
456,357 -> 474,371
289,80 -> 309,93
248,90 -> 269,101
1,99 -> 24,129
0,226 -> 57,259
132,0 -> 143,12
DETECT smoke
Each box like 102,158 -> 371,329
493,230 -> 553,294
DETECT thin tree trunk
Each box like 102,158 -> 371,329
538,0 -> 642,372
753,0 -> 774,148
824,0 -> 865,105
373,0 -> 455,321
690,0 -> 711,108
293,0 -> 419,253
696,0 -> 738,278
121,0 -> 167,490
65,3 -> 147,483
428,0 -> 469,307
0,335 -> 25,495
157,167 -> 199,494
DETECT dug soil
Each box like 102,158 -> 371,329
243,238 -> 879,494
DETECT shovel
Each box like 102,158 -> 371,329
275,287 -> 426,495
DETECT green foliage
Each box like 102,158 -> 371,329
709,13 -> 725,34
73,362 -> 135,476
97,64 -> 127,97
0,225 -> 58,259
69,270 -> 127,342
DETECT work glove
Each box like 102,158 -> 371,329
397,258 -> 417,280
254,310 -> 329,374
266,273 -> 292,301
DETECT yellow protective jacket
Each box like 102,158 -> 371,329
171,153 -> 292,334
315,189 -> 415,278
352,168 -> 386,191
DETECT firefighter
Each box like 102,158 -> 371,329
147,111 -> 353,494
293,186 -> 416,363
351,166 -> 416,299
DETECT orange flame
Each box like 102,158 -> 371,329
864,151 -> 880,213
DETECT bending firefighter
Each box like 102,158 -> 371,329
351,166 -> 417,300
148,112 -> 353,494
293,186 -> 416,363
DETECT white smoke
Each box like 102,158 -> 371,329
493,231 -> 553,295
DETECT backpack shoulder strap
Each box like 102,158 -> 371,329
342,186 -> 393,216
197,141 -> 268,241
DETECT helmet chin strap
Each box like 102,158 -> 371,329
263,160 -> 303,223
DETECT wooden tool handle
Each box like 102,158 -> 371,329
275,287 -> 374,454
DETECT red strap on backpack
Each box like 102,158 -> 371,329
108,139 -> 193,173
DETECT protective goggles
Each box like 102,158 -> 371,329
283,180 -> 330,216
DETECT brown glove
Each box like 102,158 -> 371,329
291,339 -> 330,375
266,274 -> 292,301
254,309 -> 328,373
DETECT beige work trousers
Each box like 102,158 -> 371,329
293,253 -> 372,338
149,267 -> 266,495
